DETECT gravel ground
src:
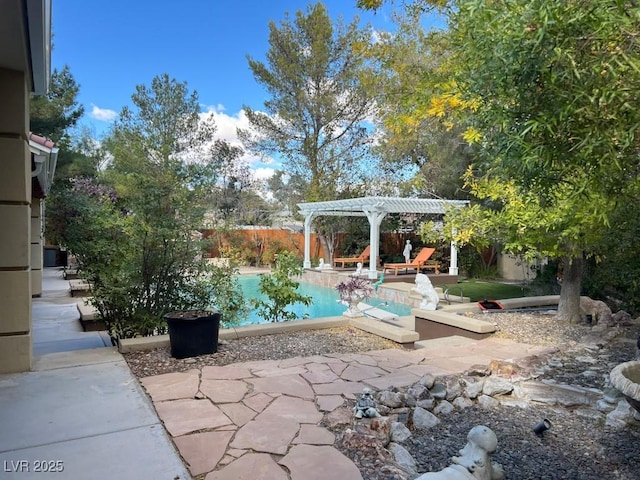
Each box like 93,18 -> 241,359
124,325 -> 403,378
123,312 -> 640,480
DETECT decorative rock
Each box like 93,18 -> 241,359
602,387 -> 624,405
497,398 -> 530,409
323,407 -> 354,429
408,384 -> 431,401
606,399 -> 637,429
416,398 -> 435,410
391,421 -> 412,443
430,382 -> 447,400
388,442 -> 418,475
488,360 -> 520,379
575,408 -> 604,421
575,355 -> 597,364
378,405 -> 392,416
419,373 -> 436,389
477,394 -> 500,409
596,399 -> 616,413
444,376 -> 463,401
412,406 -> 441,429
434,400 -> 454,415
462,376 -> 485,400
390,407 -> 411,424
547,358 -> 564,368
465,364 -> 491,377
338,429 -> 393,464
580,297 -> 613,325
482,377 -> 514,397
355,416 -> 392,445
379,390 -> 404,408
452,397 -> 474,410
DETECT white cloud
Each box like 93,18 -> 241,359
200,105 -> 280,174
89,104 -> 117,122
253,167 -> 276,181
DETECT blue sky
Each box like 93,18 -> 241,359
52,0 -> 439,178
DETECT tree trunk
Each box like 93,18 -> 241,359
318,233 -> 336,264
557,255 -> 583,323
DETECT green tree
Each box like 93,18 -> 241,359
363,12 -> 472,199
240,2 -> 374,202
30,65 -> 84,145
446,0 -> 640,322
59,74 -> 247,341
362,0 -> 640,322
266,171 -> 306,219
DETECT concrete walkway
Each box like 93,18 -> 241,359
0,268 -> 190,479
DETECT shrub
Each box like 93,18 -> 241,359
251,251 -> 311,322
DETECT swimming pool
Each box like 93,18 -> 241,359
236,275 -> 412,325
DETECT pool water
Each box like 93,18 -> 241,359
236,275 -> 412,325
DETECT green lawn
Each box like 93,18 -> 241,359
441,279 -> 528,302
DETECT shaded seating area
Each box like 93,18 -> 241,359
333,245 -> 370,268
383,247 -> 440,276
298,196 -> 470,278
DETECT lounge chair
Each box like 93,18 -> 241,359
333,245 -> 371,268
383,247 -> 440,276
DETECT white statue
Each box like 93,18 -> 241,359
412,273 -> 439,310
415,426 -> 504,480
353,262 -> 363,277
316,258 -> 331,270
403,240 -> 413,263
354,387 -> 381,419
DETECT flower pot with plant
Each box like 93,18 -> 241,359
335,276 -> 374,317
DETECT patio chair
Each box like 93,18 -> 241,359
382,247 -> 440,276
333,245 -> 371,268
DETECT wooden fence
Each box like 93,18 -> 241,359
201,228 -> 428,266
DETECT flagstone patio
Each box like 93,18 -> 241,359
139,338 -> 549,479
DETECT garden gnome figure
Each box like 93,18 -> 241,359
354,387 -> 381,419
403,240 -> 412,263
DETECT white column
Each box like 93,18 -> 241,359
364,210 -> 386,279
303,213 -> 314,269
449,228 -> 459,275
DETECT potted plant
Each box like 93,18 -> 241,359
335,276 -> 374,317
164,309 -> 222,359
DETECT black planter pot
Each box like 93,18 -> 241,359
165,310 -> 221,359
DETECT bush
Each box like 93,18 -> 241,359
251,251 -> 311,322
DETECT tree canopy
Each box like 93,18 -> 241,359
360,0 -> 640,321
240,2 -> 375,202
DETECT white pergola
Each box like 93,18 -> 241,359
297,196 -> 470,279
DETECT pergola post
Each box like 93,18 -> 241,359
449,228 -> 459,275
303,213 -> 314,269
364,209 -> 386,279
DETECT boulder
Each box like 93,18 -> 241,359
412,406 -> 441,430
